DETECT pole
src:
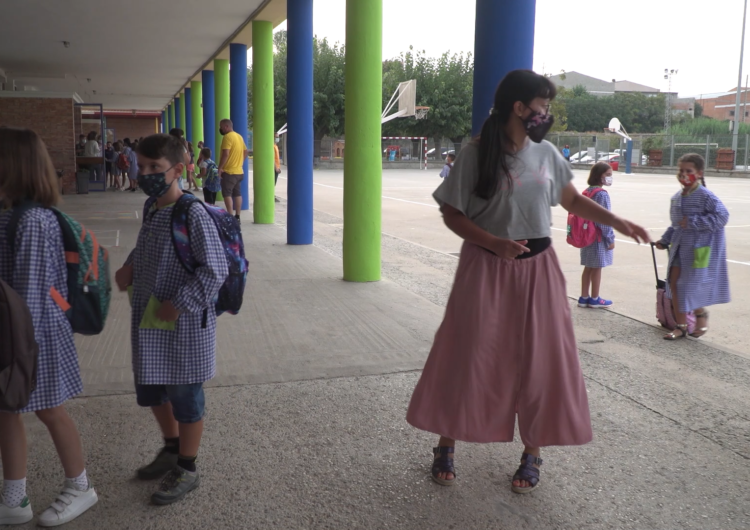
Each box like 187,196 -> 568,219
252,21 -> 275,224
343,0 -> 383,281
578,135 -> 582,162
201,71 -> 216,158
471,0 -> 536,135
190,80 -> 203,162
706,135 -> 710,165
230,43 -> 249,211
287,0 -> 315,245
744,74 -> 749,123
625,139 -> 633,174
732,0 -> 748,166
745,134 -> 749,169
670,134 -> 675,166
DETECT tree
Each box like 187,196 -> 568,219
694,102 -> 703,118
312,37 -> 346,161
382,47 -> 473,158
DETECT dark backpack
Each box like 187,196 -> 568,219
116,153 -> 130,171
0,278 -> 39,411
142,193 -> 247,316
8,204 -> 112,335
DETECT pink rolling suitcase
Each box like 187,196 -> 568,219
650,243 -> 696,334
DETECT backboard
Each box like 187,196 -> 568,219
382,80 -> 417,124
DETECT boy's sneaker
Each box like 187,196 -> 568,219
0,496 -> 33,525
151,467 -> 200,506
588,297 -> 613,309
37,479 -> 98,527
137,448 -> 179,480
577,296 -> 589,308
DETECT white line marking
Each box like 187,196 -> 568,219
727,259 -> 750,266
135,210 -> 139,219
115,230 -> 120,247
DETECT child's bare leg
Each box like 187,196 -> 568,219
590,268 -> 603,299
178,421 -> 204,459
666,266 -> 688,338
35,406 -> 85,478
151,403 -> 179,439
580,267 -> 592,298
0,412 -> 27,480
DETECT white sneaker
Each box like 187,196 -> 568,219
0,496 -> 33,525
37,480 -> 98,527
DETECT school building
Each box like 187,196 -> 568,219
0,0 -> 532,282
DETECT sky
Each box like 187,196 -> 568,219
272,0 -> 750,99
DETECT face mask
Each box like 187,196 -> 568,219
523,110 -> 555,143
275,138 -> 280,144
604,176 -> 613,186
138,166 -> 177,198
678,173 -> 698,188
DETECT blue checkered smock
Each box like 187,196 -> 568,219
660,186 -> 731,313
127,201 -> 228,385
0,208 -> 83,412
580,187 -> 614,268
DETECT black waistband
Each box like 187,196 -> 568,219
515,237 -> 552,259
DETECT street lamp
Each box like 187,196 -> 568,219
732,0 -> 748,166
664,69 -> 678,132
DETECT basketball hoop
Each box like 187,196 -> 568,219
415,106 -> 430,120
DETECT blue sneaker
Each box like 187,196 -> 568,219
588,297 -> 613,309
577,296 -> 589,308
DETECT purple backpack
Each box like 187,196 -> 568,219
651,244 -> 696,334
143,193 -> 247,315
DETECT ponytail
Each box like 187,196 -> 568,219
476,113 -> 514,200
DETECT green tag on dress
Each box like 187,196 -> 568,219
692,246 -> 711,269
139,295 -> 176,331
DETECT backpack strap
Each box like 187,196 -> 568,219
169,192 -> 202,274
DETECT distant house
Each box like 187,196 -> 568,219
548,71 -> 694,117
694,88 -> 750,121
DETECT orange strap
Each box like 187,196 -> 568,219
49,287 -> 71,313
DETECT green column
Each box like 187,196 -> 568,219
169,101 -> 175,131
252,21 -> 275,224
179,93 -> 187,179
343,0 -> 382,282
214,59 -> 230,161
190,81 -> 204,161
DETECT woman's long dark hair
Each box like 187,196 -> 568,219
476,70 -> 556,200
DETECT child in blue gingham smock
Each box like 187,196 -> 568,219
0,128 -> 98,527
115,134 -> 228,506
579,162 -> 615,309
656,153 -> 730,340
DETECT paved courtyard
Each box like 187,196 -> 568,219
2,182 -> 749,529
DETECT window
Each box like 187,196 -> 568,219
730,110 -> 735,116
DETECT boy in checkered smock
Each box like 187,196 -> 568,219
115,134 -> 228,506
578,162 -> 615,309
0,128 -> 98,527
656,153 -> 730,341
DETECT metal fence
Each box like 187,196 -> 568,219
548,133 -> 750,169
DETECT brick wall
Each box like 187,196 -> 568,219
699,89 -> 750,121
105,116 -> 159,142
0,97 -> 77,194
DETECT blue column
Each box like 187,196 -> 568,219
175,95 -> 182,129
185,88 -> 193,142
230,43 -> 250,212
202,70 -> 216,158
162,110 -> 167,133
625,139 -> 633,174
287,0 -> 314,245
471,0 -> 536,135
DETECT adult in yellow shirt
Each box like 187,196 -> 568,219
217,119 -> 248,221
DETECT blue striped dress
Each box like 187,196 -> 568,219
660,185 -> 730,313
580,187 -> 614,268
0,208 -> 83,411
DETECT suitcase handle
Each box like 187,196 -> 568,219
650,242 -> 670,287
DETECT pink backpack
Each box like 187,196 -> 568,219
651,244 -> 696,333
566,188 -> 604,248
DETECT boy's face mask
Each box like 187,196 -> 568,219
138,165 -> 178,198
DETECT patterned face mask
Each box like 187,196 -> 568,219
523,110 -> 555,143
138,165 -> 177,198
678,172 -> 699,188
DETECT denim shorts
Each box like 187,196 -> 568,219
135,383 -> 205,424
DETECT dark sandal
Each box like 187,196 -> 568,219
690,311 -> 709,338
664,323 -> 688,341
511,453 -> 542,494
431,446 -> 456,486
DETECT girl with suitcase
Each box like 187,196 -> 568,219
655,153 -> 730,340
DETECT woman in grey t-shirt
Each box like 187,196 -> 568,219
406,70 -> 650,494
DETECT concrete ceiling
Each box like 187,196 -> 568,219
0,0 -> 286,111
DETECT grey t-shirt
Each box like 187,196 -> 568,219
433,140 -> 574,240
